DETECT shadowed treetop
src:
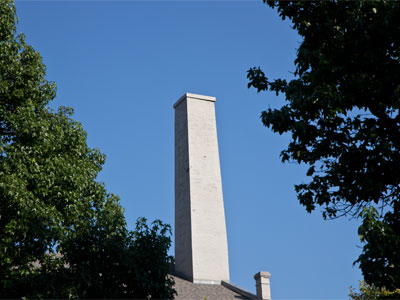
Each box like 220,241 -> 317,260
248,0 -> 400,291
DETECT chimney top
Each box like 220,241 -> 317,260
173,93 -> 216,109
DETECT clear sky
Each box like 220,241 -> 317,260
15,1 -> 362,298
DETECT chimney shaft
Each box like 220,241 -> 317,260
174,93 -> 230,284
254,271 -> 271,300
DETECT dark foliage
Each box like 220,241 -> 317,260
248,0 -> 400,290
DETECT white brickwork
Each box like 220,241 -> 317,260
174,93 -> 230,284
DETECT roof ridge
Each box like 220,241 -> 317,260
221,280 -> 257,299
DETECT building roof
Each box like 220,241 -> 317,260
171,275 -> 257,300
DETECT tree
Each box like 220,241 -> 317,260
349,280 -> 400,300
247,0 -> 400,290
0,1 -> 175,298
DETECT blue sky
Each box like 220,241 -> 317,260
16,1 -> 362,298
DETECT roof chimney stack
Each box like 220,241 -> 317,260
254,271 -> 271,300
174,93 -> 230,284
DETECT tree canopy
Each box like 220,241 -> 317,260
247,0 -> 400,291
0,1 -> 175,298
349,280 -> 400,300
